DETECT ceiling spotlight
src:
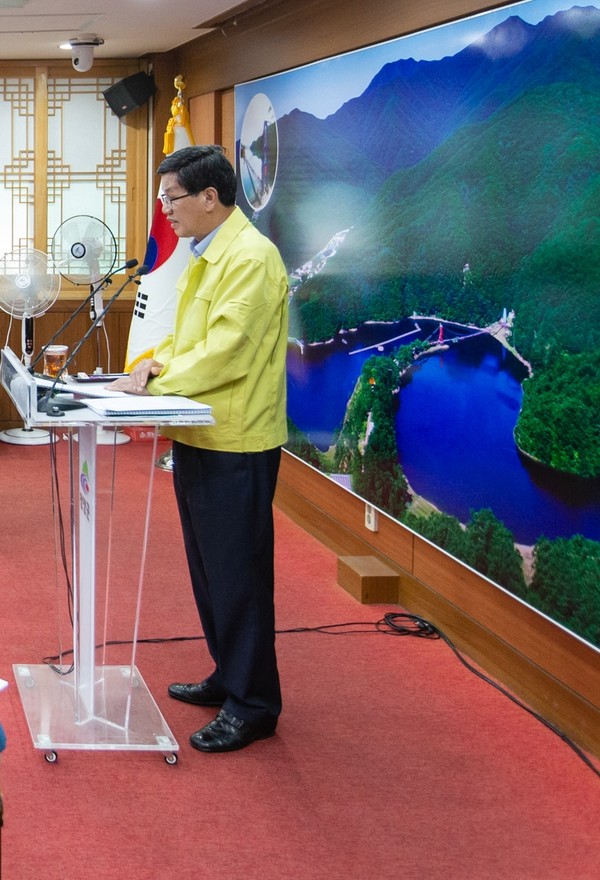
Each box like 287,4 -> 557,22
60,35 -> 104,72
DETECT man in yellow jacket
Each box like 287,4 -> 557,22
113,145 -> 288,752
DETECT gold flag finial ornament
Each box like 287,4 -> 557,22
163,75 -> 193,154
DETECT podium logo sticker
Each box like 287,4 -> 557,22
80,460 -> 91,522
80,461 -> 90,494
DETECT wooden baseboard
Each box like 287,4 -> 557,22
275,451 -> 600,759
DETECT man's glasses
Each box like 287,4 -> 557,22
160,192 -> 193,210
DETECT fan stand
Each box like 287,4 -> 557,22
50,219 -> 130,446
96,423 -> 131,446
0,426 -> 52,446
0,317 -> 52,446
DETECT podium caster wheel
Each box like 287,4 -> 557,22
164,753 -> 178,765
44,751 -> 58,763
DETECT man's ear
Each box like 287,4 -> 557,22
203,187 -> 219,209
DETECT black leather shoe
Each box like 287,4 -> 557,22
168,680 -> 227,707
189,709 -> 277,752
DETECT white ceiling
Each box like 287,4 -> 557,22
0,0 -> 250,61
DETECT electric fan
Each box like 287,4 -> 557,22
51,214 -> 119,368
0,247 -> 61,444
50,215 -> 130,445
51,215 -> 117,287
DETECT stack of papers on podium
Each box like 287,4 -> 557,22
35,374 -> 127,398
84,395 -> 212,420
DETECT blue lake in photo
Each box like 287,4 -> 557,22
286,320 -> 600,546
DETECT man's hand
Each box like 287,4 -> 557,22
110,359 -> 163,395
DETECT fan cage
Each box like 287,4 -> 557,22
0,248 -> 61,319
51,215 -> 118,285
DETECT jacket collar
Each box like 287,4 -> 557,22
196,206 -> 248,264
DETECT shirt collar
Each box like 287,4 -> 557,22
190,224 -> 223,258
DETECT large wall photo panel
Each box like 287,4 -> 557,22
234,0 -> 600,649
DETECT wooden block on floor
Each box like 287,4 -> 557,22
337,555 -> 399,604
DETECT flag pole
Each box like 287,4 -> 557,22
124,76 -> 195,373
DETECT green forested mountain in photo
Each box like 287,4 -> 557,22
255,5 -> 600,646
290,80 -> 600,476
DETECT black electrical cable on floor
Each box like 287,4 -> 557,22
381,611 -> 600,779
42,610 -> 599,779
41,424 -> 598,775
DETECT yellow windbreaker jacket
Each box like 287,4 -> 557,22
148,206 -> 289,452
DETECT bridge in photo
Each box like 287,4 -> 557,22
348,323 -> 422,355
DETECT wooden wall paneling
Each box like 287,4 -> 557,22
188,90 -> 235,163
275,451 -> 600,758
173,0 -> 515,97
34,67 -> 49,251
276,451 -> 414,570
125,110 -> 150,263
397,565 -> 600,757
221,90 -> 236,164
189,92 -> 219,143
413,539 -> 600,707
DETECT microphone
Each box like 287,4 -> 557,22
29,259 -> 139,373
90,258 -> 139,322
37,264 -> 149,415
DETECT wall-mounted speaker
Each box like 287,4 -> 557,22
102,72 -> 156,118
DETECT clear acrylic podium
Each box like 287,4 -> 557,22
1,347 -> 213,762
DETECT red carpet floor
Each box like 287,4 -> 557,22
0,439 -> 599,879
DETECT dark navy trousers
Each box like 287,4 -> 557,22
172,441 -> 282,724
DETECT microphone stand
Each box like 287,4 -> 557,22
91,281 -> 105,376
29,259 -> 138,375
0,262 -> 140,448
37,265 -> 148,420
